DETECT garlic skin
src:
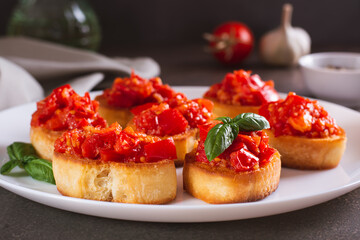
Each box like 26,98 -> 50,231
259,4 -> 311,66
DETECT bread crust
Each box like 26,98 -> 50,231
183,150 -> 281,204
95,95 -> 133,127
30,126 -> 63,161
204,97 -> 259,118
264,129 -> 347,170
53,152 -> 177,204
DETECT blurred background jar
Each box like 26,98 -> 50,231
7,0 -> 101,51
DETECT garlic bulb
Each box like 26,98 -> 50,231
259,3 -> 311,66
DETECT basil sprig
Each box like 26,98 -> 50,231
1,142 -> 55,184
204,113 -> 270,161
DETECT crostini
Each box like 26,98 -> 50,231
30,84 -> 106,160
259,92 -> 347,170
95,72 -> 178,126
53,123 -> 177,204
183,118 -> 281,204
204,70 -> 280,117
128,95 -> 214,167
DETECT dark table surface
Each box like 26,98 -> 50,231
1,44 -> 359,240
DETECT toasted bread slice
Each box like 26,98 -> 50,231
95,95 -> 133,127
183,150 -> 281,204
170,128 -> 198,167
264,129 -> 347,170
30,126 -> 63,161
53,152 -> 177,204
204,97 -> 259,118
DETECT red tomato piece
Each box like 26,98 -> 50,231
100,150 -> 124,162
114,132 -> 141,155
238,134 -> 261,155
259,148 -> 277,166
193,98 -> 214,112
230,148 -> 259,171
82,131 -> 117,159
195,142 -> 209,163
198,123 -> 214,142
145,138 -> 177,162
131,102 -> 158,115
158,109 -> 188,136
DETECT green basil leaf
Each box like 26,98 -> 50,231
23,155 -> 39,163
233,113 -> 270,131
204,123 -> 237,161
8,142 -> 37,162
2,142 -> 55,184
215,116 -> 232,124
24,159 -> 55,185
0,160 -> 20,175
230,122 -> 240,137
7,145 -> 17,162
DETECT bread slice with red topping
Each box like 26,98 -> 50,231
259,92 -> 347,170
183,120 -> 281,204
96,73 -> 178,126
94,95 -> 133,127
204,70 -> 280,117
204,97 -> 260,118
128,97 -> 213,167
30,84 -> 106,161
183,149 -> 281,204
264,129 -> 346,170
30,128 -> 63,160
53,123 -> 177,204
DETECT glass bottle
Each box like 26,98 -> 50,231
7,0 -> 101,51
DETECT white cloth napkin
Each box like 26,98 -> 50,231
0,57 -> 44,110
0,37 -> 161,110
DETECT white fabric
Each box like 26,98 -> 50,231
0,37 -> 160,80
0,57 -> 44,110
0,37 -> 161,110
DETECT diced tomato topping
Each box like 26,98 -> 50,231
259,148 -> 277,166
158,109 -> 188,136
102,72 -> 177,108
173,99 -> 213,128
100,150 -> 125,162
54,123 -> 177,163
198,122 -> 217,142
193,98 -> 214,112
114,132 -> 138,154
130,102 -> 158,115
31,84 -> 106,131
238,134 -> 261,155
145,138 -> 177,162
204,70 -> 280,106
259,92 -> 342,138
230,148 -> 259,171
195,121 -> 276,172
132,96 -> 213,137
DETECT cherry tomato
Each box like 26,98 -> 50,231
205,21 -> 254,65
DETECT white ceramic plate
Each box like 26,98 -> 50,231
1,87 -> 360,222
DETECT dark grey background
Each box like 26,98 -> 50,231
1,0 -> 359,48
1,1 -> 360,240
